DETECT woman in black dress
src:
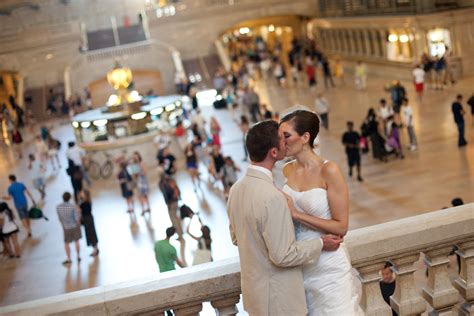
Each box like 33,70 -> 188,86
118,161 -> 135,213
363,108 -> 387,162
79,190 -> 99,257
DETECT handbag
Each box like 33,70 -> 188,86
126,180 -> 136,191
179,204 -> 195,219
29,206 -> 49,221
192,249 -> 212,265
192,238 -> 212,265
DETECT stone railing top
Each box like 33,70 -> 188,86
1,204 -> 473,315
0,258 -> 241,316
345,204 -> 474,266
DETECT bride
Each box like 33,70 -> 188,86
279,110 -> 363,315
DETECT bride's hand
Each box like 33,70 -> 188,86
281,191 -> 299,220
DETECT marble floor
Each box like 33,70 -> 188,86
0,73 -> 473,310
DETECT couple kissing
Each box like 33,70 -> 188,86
227,110 -> 363,315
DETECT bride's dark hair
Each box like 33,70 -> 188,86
280,110 -> 320,148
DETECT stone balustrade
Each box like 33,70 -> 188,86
1,204 -> 473,315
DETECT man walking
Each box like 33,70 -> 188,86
159,176 -> 183,240
227,120 -> 342,315
28,154 -> 46,199
242,87 -> 260,123
402,98 -> 417,151
342,121 -> 363,182
315,93 -> 330,130
4,175 -> 35,237
56,192 -> 82,265
66,141 -> 91,186
451,94 -> 468,147
154,227 -> 185,272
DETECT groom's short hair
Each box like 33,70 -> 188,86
246,120 -> 279,162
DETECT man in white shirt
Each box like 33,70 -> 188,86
66,142 -> 91,186
28,154 -> 46,199
315,93 -> 330,129
402,98 -> 417,151
378,99 -> 394,135
412,64 -> 425,101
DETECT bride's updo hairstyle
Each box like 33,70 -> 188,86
280,110 -> 320,148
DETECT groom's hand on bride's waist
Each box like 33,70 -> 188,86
321,234 -> 343,251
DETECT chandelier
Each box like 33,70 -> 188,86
107,61 -> 133,91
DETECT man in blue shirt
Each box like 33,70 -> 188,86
4,175 -> 35,237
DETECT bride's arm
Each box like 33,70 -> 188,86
293,162 -> 349,236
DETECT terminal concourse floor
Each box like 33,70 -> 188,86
0,75 -> 472,308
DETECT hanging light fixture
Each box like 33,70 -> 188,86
107,61 -> 133,91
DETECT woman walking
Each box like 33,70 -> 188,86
118,161 -> 135,213
0,202 -> 21,258
209,116 -> 222,149
131,152 -> 151,215
184,144 -> 201,192
47,136 -> 62,170
186,216 -> 212,265
79,190 -> 99,257
11,127 -> 23,159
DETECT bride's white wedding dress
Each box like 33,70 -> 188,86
283,184 -> 363,316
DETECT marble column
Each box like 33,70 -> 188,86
363,29 -> 371,56
173,303 -> 203,316
454,239 -> 474,315
391,253 -> 427,315
378,29 -> 388,59
371,29 -> 381,57
355,261 -> 392,315
210,293 -> 241,315
15,74 -> 25,109
422,246 -> 459,315
64,66 -> 72,101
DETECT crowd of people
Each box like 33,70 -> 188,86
1,30 -> 472,292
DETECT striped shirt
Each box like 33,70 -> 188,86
56,202 -> 80,230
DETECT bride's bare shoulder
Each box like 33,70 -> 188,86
321,160 -> 344,179
282,159 -> 296,177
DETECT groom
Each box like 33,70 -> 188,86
227,120 -> 342,315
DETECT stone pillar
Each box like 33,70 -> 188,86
371,29 -> 381,57
390,253 -> 427,315
422,246 -> 459,315
329,29 -> 337,53
355,262 -> 392,315
378,30 -> 388,59
350,29 -> 359,55
173,303 -> 203,316
15,74 -> 25,109
364,29 -> 372,56
454,239 -> 474,315
211,293 -> 241,315
64,66 -> 72,101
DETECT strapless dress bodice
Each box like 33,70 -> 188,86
282,184 -> 331,239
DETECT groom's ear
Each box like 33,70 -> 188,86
268,147 -> 278,159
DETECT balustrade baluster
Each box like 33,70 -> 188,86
173,302 -> 203,316
354,262 -> 392,315
422,246 -> 459,315
454,239 -> 474,315
210,293 -> 241,315
390,253 -> 426,315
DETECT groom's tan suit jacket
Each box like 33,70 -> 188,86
227,167 -> 323,316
